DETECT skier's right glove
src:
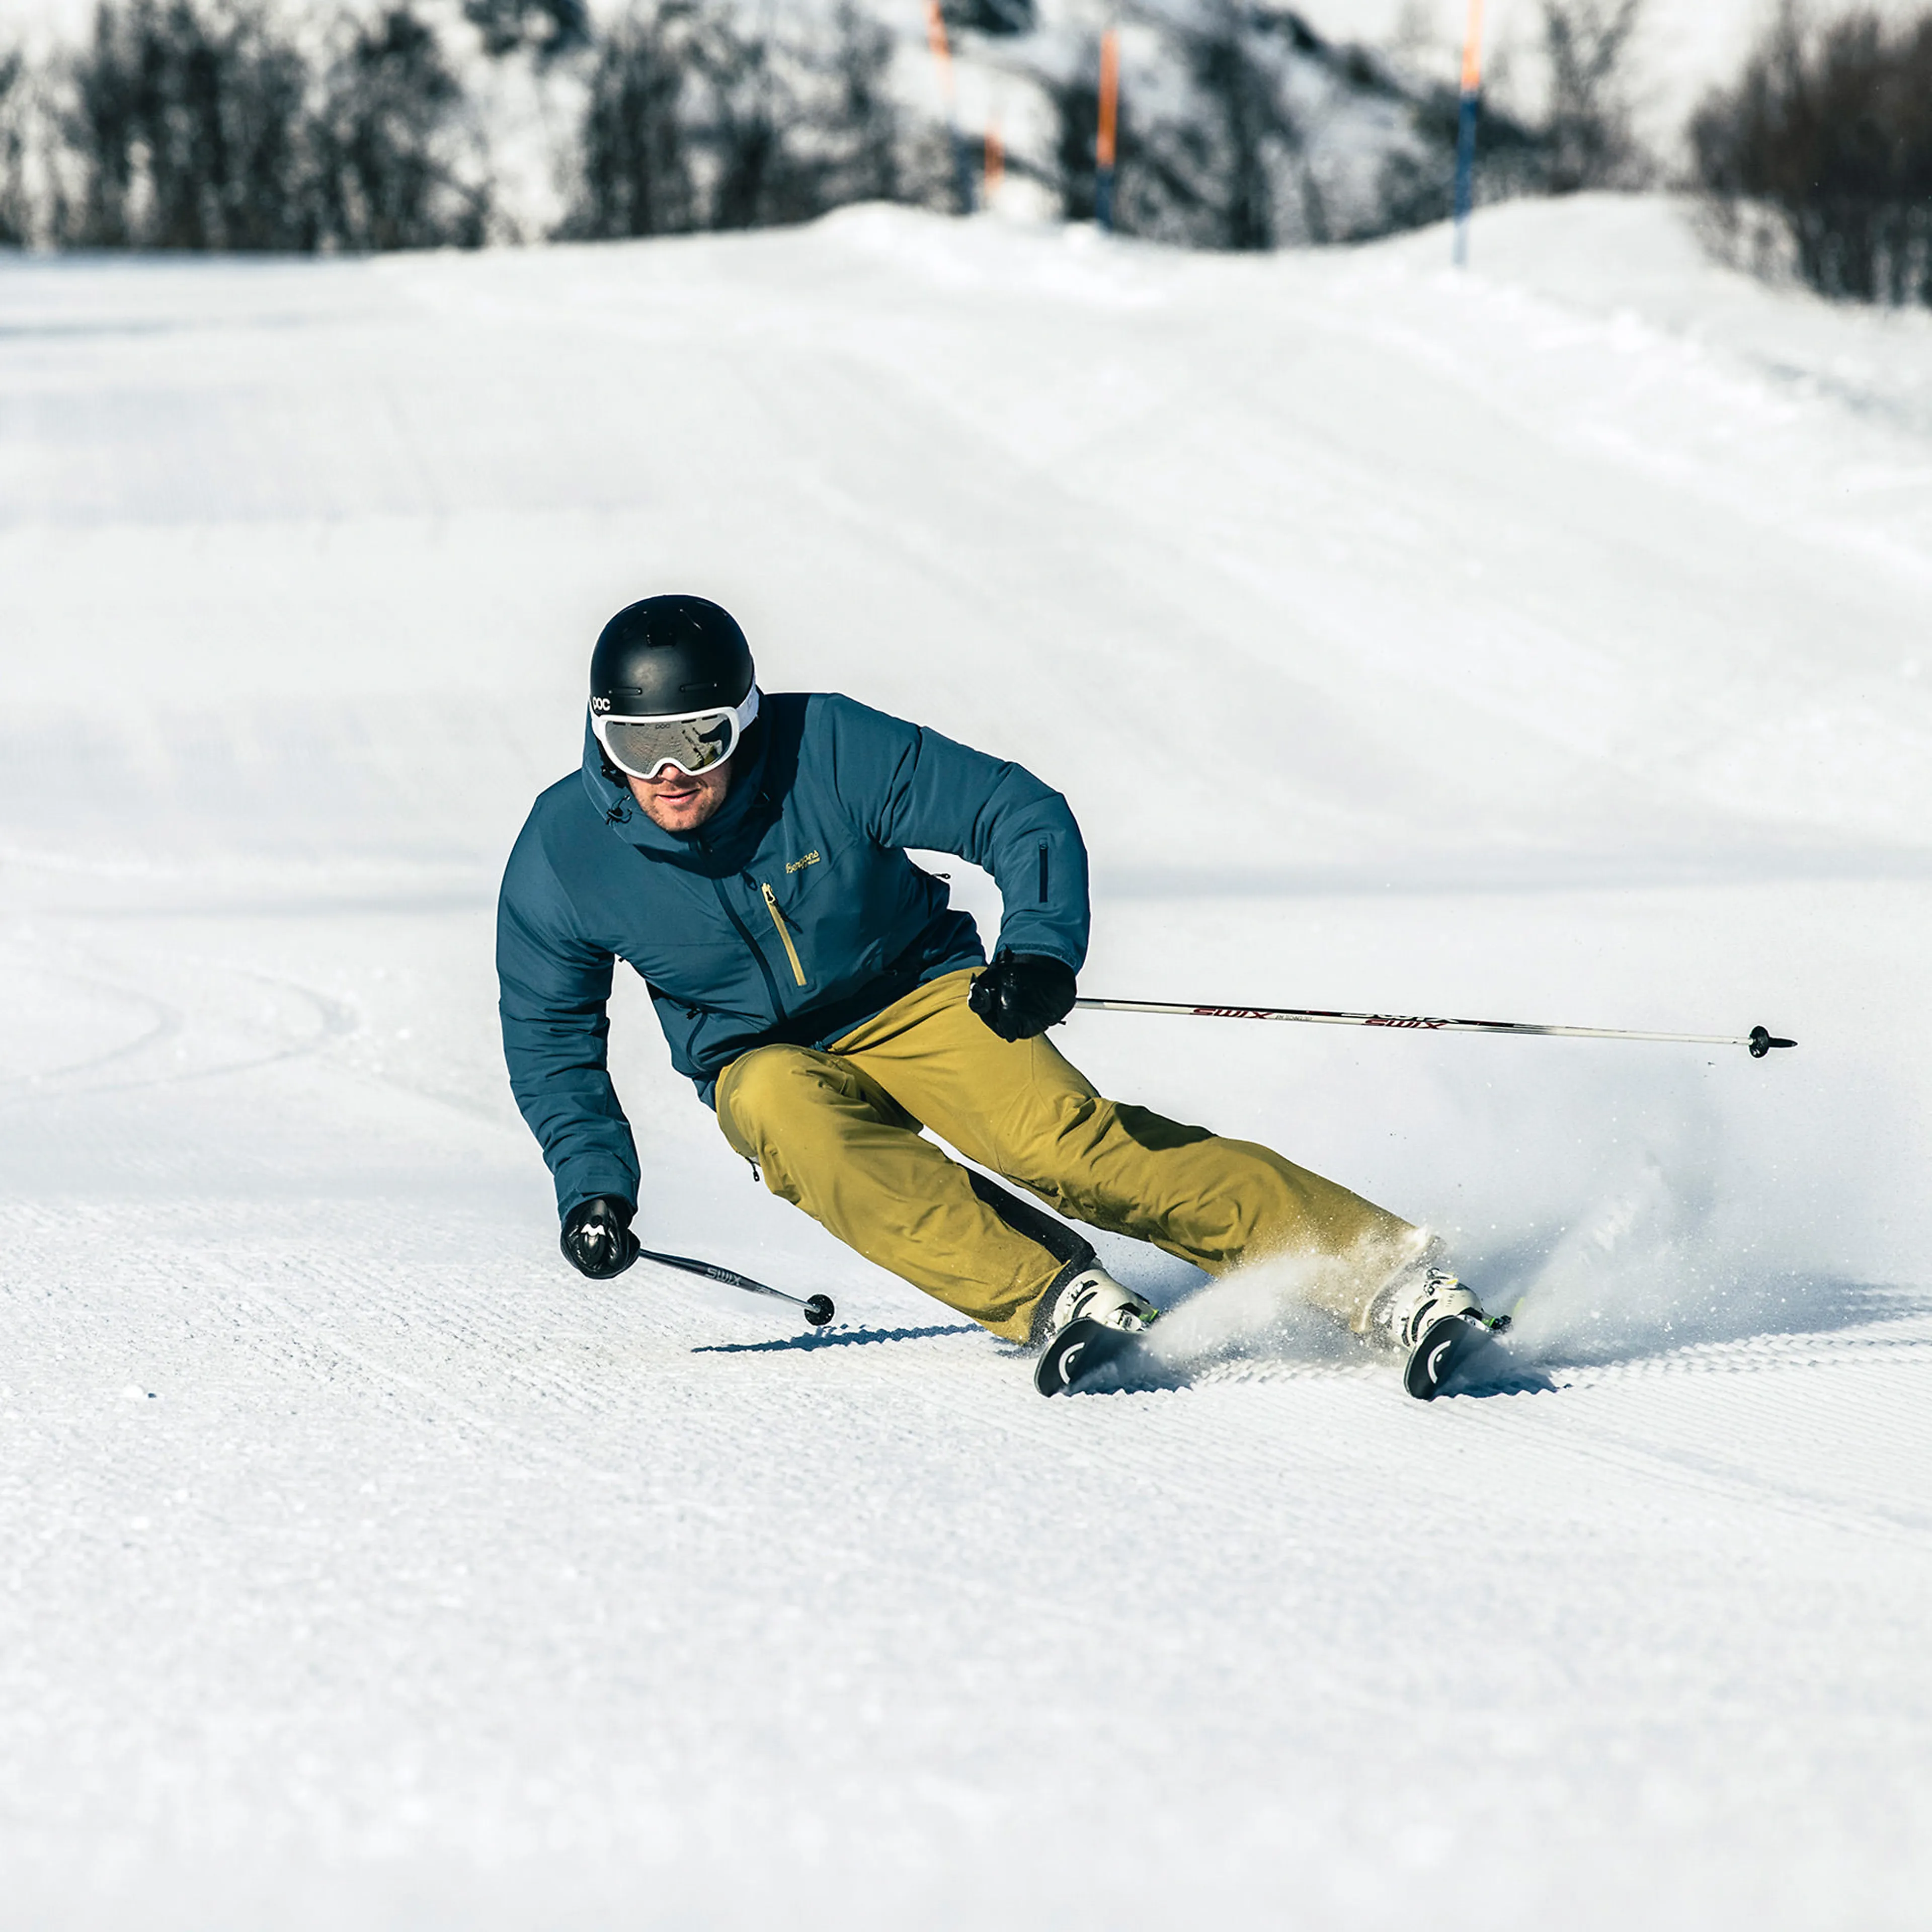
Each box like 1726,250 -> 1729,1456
560,1195 -> 640,1280
969,949 -> 1078,1042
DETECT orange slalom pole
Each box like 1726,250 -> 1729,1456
1096,27 -> 1120,230
924,0 -> 975,213
985,116 -> 1004,200
924,0 -> 954,95
1461,0 -> 1486,91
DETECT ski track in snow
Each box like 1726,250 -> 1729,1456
4,199 -> 1931,1927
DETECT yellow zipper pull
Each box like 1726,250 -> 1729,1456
760,882 -> 807,987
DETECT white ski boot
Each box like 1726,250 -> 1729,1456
1372,1264 -> 1508,1401
1032,1265 -> 1158,1397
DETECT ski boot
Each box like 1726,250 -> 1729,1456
1032,1265 -> 1159,1397
1373,1265 -> 1511,1401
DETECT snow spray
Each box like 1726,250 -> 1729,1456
1133,1129 -> 1903,1393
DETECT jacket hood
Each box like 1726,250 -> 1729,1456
577,703 -> 772,863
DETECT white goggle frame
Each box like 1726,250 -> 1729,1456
592,686 -> 760,780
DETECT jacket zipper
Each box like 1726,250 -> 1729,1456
760,883 -> 808,987
701,845 -> 785,1016
1037,840 -> 1050,905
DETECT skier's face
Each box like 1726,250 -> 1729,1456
627,755 -> 733,833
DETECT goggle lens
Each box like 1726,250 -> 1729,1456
601,711 -> 736,778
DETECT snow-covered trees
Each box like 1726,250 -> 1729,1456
1694,5 -> 1932,306
62,0 -> 318,250
565,2 -> 901,239
1041,7 -> 1546,252
13,0 -> 486,251
5,0 -> 1924,304
1540,0 -> 1649,195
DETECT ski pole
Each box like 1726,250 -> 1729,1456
636,1247 -> 836,1327
1073,999 -> 1796,1058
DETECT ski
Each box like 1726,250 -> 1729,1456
1034,1315 -> 1154,1396
1037,1308 -> 1518,1400
1404,1311 -> 1514,1400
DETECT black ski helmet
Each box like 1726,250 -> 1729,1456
590,595 -> 755,718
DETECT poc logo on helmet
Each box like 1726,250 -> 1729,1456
590,697 -> 613,713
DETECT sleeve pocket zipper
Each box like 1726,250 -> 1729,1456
760,883 -> 808,987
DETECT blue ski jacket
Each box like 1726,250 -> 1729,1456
497,692 -> 1090,1219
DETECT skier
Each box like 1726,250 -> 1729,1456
497,595 -> 1502,1398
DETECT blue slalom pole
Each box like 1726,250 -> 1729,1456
1453,0 -> 1485,267
952,129 -> 977,214
1453,90 -> 1479,266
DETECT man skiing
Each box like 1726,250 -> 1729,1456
497,594 -> 1500,1398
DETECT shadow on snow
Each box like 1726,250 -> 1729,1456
693,1322 -> 979,1355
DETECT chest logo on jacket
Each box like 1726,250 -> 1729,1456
785,850 -> 822,873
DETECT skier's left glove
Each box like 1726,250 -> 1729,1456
560,1195 -> 640,1280
969,949 -> 1077,1042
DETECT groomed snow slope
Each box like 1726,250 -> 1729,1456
3,195 -> 1930,1927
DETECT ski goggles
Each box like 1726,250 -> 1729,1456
592,686 -> 760,780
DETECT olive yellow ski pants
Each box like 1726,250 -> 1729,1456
715,969 -> 1420,1343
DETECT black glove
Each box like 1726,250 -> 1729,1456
969,949 -> 1078,1042
560,1195 -> 640,1279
